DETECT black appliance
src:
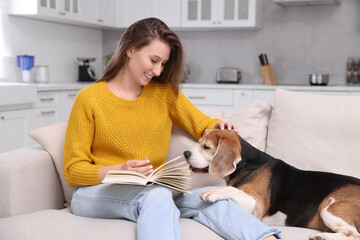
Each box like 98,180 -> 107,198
77,57 -> 97,82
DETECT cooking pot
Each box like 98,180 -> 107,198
309,73 -> 329,86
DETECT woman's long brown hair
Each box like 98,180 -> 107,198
97,18 -> 184,95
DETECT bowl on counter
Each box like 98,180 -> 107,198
309,73 -> 329,86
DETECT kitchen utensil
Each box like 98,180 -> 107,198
258,53 -> 276,85
17,55 -> 34,82
309,73 -> 329,86
77,57 -> 97,82
216,68 -> 241,83
34,65 -> 49,83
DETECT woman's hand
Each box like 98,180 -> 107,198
213,121 -> 238,131
119,158 -> 153,175
98,157 -> 153,182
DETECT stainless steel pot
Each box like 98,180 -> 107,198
309,73 -> 329,86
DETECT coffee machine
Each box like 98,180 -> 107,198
77,57 -> 97,82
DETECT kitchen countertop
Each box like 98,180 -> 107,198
2,81 -> 360,92
180,83 -> 360,92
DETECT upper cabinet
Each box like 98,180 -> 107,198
117,0 -> 181,28
9,0 -> 117,28
181,0 -> 261,28
9,0 -> 261,29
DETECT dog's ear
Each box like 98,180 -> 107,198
209,138 -> 241,178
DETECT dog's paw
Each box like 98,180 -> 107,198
308,234 -> 325,240
200,188 -> 226,203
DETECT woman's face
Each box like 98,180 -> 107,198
126,38 -> 171,86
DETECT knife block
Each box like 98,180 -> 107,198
260,64 -> 277,85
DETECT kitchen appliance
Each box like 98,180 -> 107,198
17,55 -> 34,82
77,57 -> 97,82
216,68 -> 241,83
309,73 -> 329,86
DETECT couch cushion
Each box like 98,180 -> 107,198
167,100 -> 272,189
0,207 -> 318,240
29,121 -> 73,206
0,208 -> 223,240
266,89 -> 360,179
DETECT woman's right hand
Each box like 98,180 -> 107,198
119,158 -> 153,175
98,158 -> 153,182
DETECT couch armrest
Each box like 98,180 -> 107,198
0,146 -> 65,218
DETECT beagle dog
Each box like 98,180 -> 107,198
183,129 -> 360,240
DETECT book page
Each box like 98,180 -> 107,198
101,170 -> 148,185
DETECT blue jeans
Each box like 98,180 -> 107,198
71,185 -> 281,240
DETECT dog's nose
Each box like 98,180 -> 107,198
183,151 -> 191,159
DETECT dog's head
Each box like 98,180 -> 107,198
183,129 -> 242,178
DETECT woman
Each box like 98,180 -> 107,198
64,18 -> 281,240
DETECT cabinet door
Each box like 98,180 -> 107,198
181,0 -> 217,27
233,90 -> 253,109
148,0 -> 181,28
217,0 -> 259,27
59,90 -> 78,122
253,90 -> 274,106
38,0 -> 59,15
117,0 -> 148,28
0,109 -> 30,153
58,0 -> 80,20
96,0 -> 117,27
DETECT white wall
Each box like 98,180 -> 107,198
0,0 -> 103,83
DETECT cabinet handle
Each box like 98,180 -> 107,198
189,96 -> 206,100
97,19 -> 103,23
68,94 -> 77,97
41,111 -> 56,115
59,12 -> 66,16
40,98 -> 55,102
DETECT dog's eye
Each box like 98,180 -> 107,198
203,145 -> 210,149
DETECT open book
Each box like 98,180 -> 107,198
101,156 -> 192,193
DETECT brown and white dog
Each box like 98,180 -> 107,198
183,129 -> 360,240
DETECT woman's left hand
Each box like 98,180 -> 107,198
213,122 -> 238,131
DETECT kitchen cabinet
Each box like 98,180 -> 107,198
117,0 -> 181,28
181,88 -> 233,109
58,90 -> 78,121
181,0 -> 261,28
79,0 -> 117,27
0,109 -> 31,153
10,0 -> 80,21
9,0 -> 117,28
233,90 -> 253,109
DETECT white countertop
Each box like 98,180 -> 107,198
2,81 -> 360,92
180,83 -> 360,92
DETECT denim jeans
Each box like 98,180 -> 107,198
71,184 -> 281,240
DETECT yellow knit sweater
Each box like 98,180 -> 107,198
64,81 -> 220,186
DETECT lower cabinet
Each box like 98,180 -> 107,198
0,109 -> 31,152
0,89 -> 80,153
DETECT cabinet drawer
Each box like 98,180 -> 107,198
33,92 -> 59,107
182,89 -> 233,106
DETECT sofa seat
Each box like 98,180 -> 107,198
0,207 -> 319,240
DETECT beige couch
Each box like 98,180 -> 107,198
1,89 -> 360,240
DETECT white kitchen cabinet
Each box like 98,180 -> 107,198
96,0 -> 117,27
253,90 -> 275,106
233,90 -> 253,109
59,90 -> 78,121
0,109 -> 31,152
10,0 -> 80,21
9,0 -> 118,28
117,0 -> 181,28
181,88 -> 233,109
181,0 -> 261,28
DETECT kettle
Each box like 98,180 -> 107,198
77,57 -> 97,82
